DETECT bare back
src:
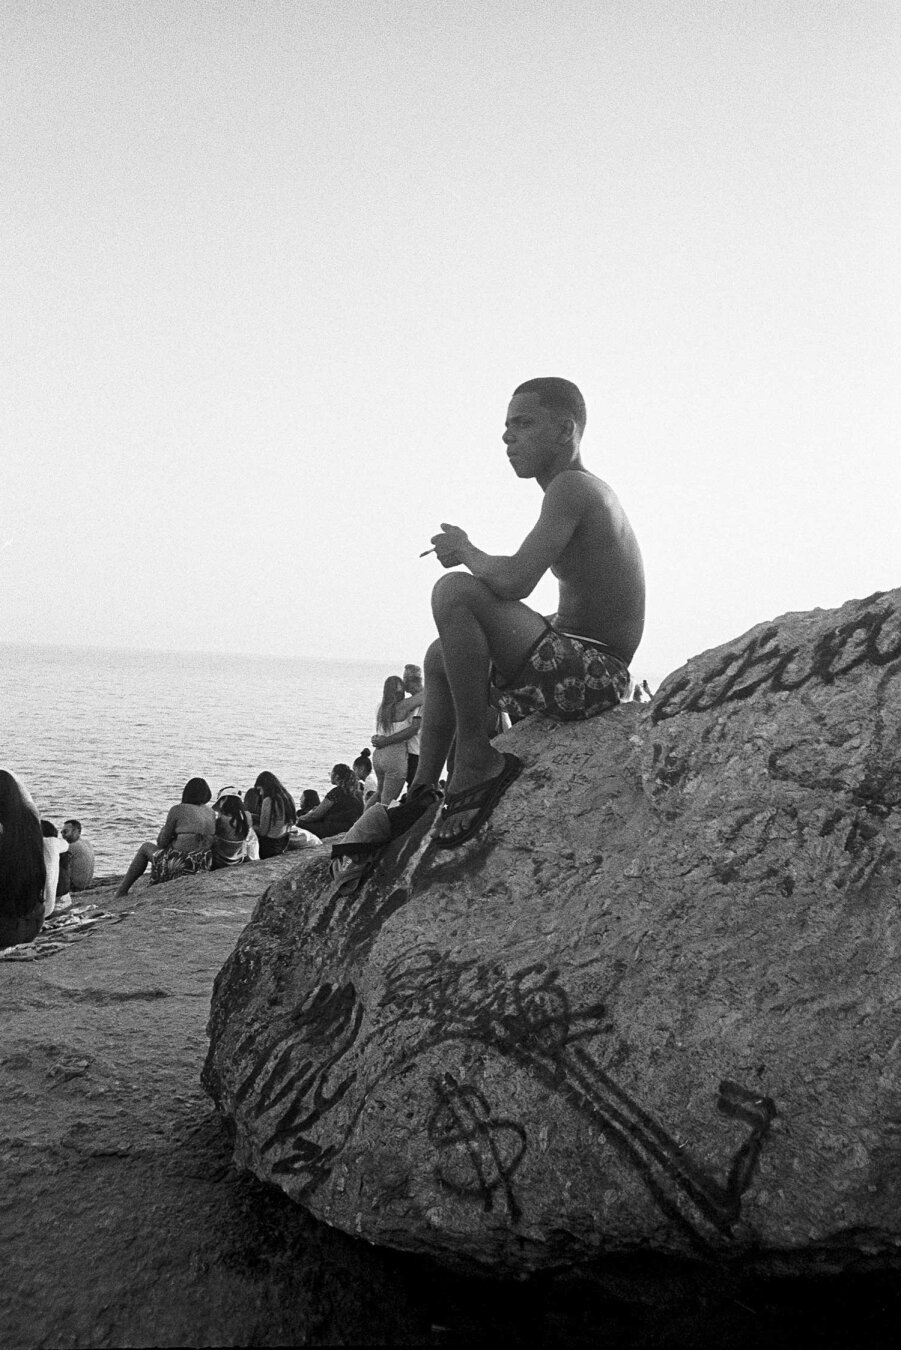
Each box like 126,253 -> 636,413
157,802 -> 216,854
550,470 -> 645,663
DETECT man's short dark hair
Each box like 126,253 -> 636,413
513,377 -> 586,438
64,818 -> 82,834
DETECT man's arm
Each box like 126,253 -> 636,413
372,716 -> 421,749
433,474 -> 589,601
394,689 -> 423,717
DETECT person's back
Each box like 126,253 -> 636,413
250,772 -> 296,858
158,802 -> 216,853
550,471 -> 645,664
116,776 -> 216,897
67,837 -> 95,889
211,796 -> 250,870
324,784 -> 364,833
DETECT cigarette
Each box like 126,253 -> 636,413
419,547 -> 436,557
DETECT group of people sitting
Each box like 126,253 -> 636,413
110,665 -> 430,900
112,742 -> 410,899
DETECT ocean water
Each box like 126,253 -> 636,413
1,643 -> 399,875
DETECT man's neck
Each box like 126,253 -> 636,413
537,449 -> 586,491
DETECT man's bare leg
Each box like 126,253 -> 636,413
412,573 -> 547,840
413,637 -> 460,788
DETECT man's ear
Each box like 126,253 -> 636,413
558,416 -> 576,445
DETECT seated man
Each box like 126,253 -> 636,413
62,819 -> 95,891
414,376 -> 645,847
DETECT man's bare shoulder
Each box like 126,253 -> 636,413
544,469 -> 618,516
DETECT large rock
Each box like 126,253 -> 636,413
203,589 -> 901,1277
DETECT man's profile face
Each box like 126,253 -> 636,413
61,822 -> 79,842
503,393 -> 563,478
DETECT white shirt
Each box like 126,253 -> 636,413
41,837 -> 68,917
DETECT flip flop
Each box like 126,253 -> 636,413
325,847 -> 383,901
433,753 -> 523,850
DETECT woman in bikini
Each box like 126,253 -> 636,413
116,777 -> 216,896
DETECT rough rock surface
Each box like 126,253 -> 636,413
204,588 -> 901,1278
1,857 -> 461,1348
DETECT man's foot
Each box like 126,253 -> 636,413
433,752 -> 523,849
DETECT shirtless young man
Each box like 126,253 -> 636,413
413,376 -> 645,847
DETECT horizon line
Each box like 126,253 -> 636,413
0,637 -> 415,669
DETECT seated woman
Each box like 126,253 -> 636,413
116,777 -> 216,896
211,793 -> 252,869
218,786 -> 261,861
0,769 -> 47,949
353,749 -> 379,807
244,771 -> 296,858
296,764 -> 364,839
286,790 -> 326,849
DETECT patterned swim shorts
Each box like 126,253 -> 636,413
150,845 -> 212,886
492,626 -> 630,724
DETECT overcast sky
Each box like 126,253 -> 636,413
3,0 -> 899,684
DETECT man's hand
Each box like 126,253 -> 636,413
431,522 -> 471,569
371,734 -> 388,749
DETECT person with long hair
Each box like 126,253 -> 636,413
211,793 -> 252,869
0,769 -> 46,949
116,777 -> 216,896
296,764 -> 364,839
371,675 -> 422,804
244,771 -> 296,858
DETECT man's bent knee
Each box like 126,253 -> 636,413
423,637 -> 446,680
431,572 -> 494,623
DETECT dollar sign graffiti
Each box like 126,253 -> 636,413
428,1073 -> 527,1221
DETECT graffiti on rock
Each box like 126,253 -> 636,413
383,948 -> 776,1247
233,981 -> 365,1190
232,943 -> 776,1249
428,1073 -> 527,1221
651,597 -> 901,723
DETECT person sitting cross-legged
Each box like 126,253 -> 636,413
410,376 -> 645,847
